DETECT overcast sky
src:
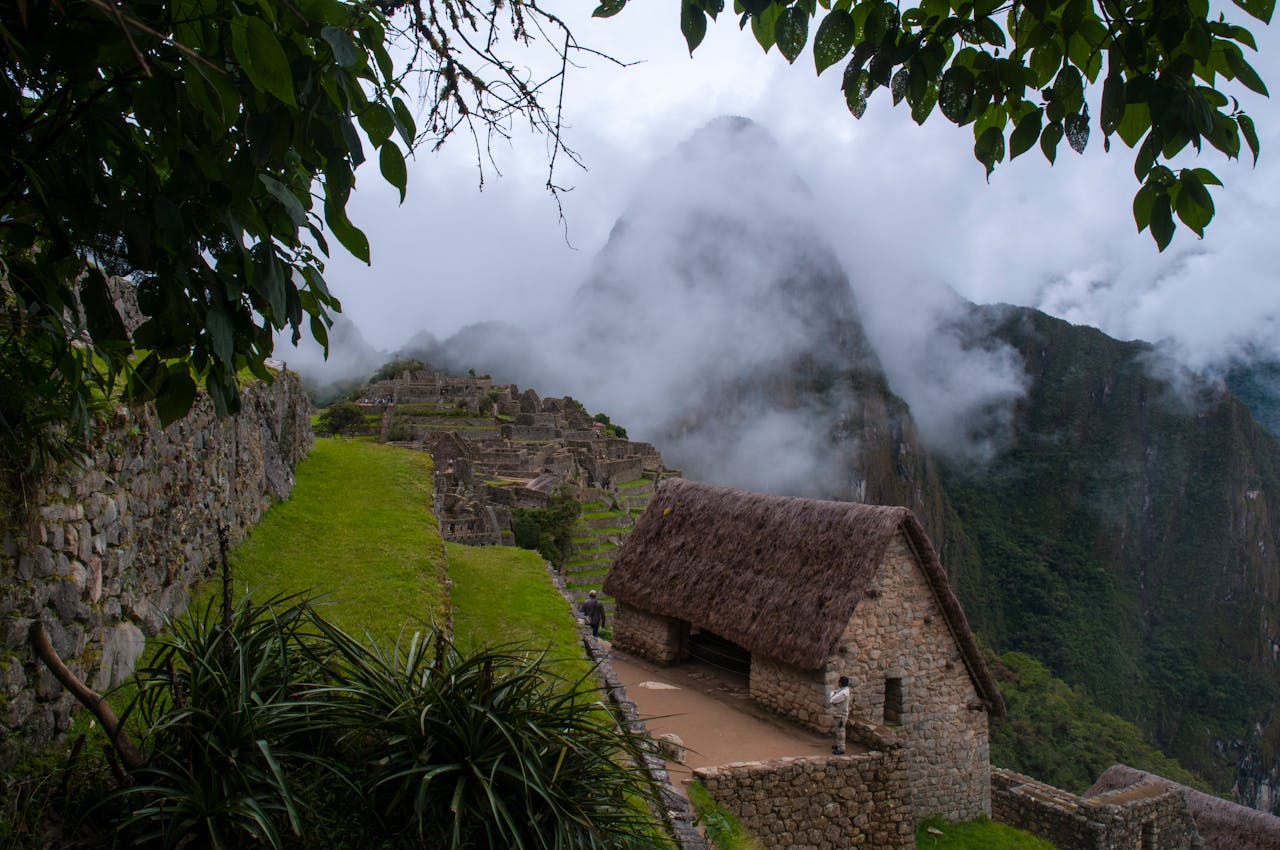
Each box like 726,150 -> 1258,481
289,2 -> 1280,379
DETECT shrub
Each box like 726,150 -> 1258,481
93,594 -> 666,849
307,622 -> 667,849
511,491 -> 582,567
316,402 -> 367,436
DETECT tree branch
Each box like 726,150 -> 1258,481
29,620 -> 144,773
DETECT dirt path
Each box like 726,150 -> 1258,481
607,647 -> 843,792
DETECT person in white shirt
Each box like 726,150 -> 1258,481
829,675 -> 851,754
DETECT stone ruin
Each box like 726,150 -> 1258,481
356,369 -> 676,547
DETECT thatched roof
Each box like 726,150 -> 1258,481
604,478 -> 1003,715
1087,765 -> 1280,850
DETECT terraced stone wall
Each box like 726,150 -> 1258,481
694,748 -> 913,850
0,374 -> 311,769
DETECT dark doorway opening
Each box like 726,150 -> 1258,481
687,629 -> 751,681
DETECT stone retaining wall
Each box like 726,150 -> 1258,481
693,748 -> 914,850
991,768 -> 1202,850
0,373 -> 312,769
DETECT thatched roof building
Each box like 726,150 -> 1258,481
603,477 -> 1003,715
1087,765 -> 1280,850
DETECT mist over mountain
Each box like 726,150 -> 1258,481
346,116 -> 1280,811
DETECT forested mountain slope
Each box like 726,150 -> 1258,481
940,304 -> 1280,807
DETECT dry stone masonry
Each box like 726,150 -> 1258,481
0,373 -> 311,770
992,768 -> 1202,850
693,746 -> 914,850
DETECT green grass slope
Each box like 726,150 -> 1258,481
447,542 -> 590,676
228,437 -> 448,640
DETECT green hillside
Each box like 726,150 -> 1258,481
942,306 -> 1280,796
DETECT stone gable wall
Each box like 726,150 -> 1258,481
613,602 -> 685,664
694,750 -> 914,850
992,768 -> 1202,850
829,532 -> 990,821
0,374 -> 312,770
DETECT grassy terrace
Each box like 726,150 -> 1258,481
225,438 -> 448,640
447,543 -> 591,679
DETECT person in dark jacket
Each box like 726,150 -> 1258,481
581,590 -> 606,637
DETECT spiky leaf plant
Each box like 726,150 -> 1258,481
307,621 -> 670,850
113,595 -> 327,850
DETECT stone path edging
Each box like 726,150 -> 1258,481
548,564 -> 708,850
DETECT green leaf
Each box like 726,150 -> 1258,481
259,175 -> 309,228
593,0 -> 628,17
1150,190 -> 1175,250
974,125 -> 1005,178
682,0 -> 709,53
324,200 -> 371,264
752,2 -> 782,51
1191,167 -> 1224,187
776,6 -> 810,63
207,307 -> 235,368
1040,120 -> 1063,164
891,67 -> 909,105
843,66 -> 872,118
1239,113 -> 1260,164
1052,66 -> 1084,115
1226,49 -> 1269,95
379,140 -> 408,203
321,25 -> 360,68
939,66 -> 976,124
1065,112 -> 1089,153
359,104 -> 395,146
1029,42 -> 1062,88
1132,182 -> 1158,231
1116,100 -> 1151,149
1134,129 -> 1160,179
1100,73 -> 1125,136
864,1 -> 898,45
231,16 -> 297,107
155,366 -> 198,427
1009,107 -> 1043,158
910,81 -> 939,124
1176,169 -> 1215,236
1232,0 -> 1276,24
391,96 -> 417,145
813,10 -> 856,74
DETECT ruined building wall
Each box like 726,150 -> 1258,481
992,768 -> 1202,850
693,749 -> 914,850
0,374 -> 312,770
830,531 -> 991,822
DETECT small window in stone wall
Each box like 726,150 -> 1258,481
1141,821 -> 1156,850
884,677 -> 903,725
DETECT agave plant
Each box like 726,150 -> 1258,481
112,595 -> 327,850
307,620 -> 670,850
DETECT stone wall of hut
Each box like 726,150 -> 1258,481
613,602 -> 686,664
0,374 -> 312,770
693,749 -> 913,850
750,656 -> 831,733
991,768 -> 1202,850
826,531 -> 991,822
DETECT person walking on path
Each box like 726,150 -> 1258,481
581,590 -> 606,637
829,675 -> 851,754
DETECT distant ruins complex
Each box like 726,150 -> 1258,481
357,368 -> 676,608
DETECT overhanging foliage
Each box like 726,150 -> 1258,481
597,0 -> 1272,251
